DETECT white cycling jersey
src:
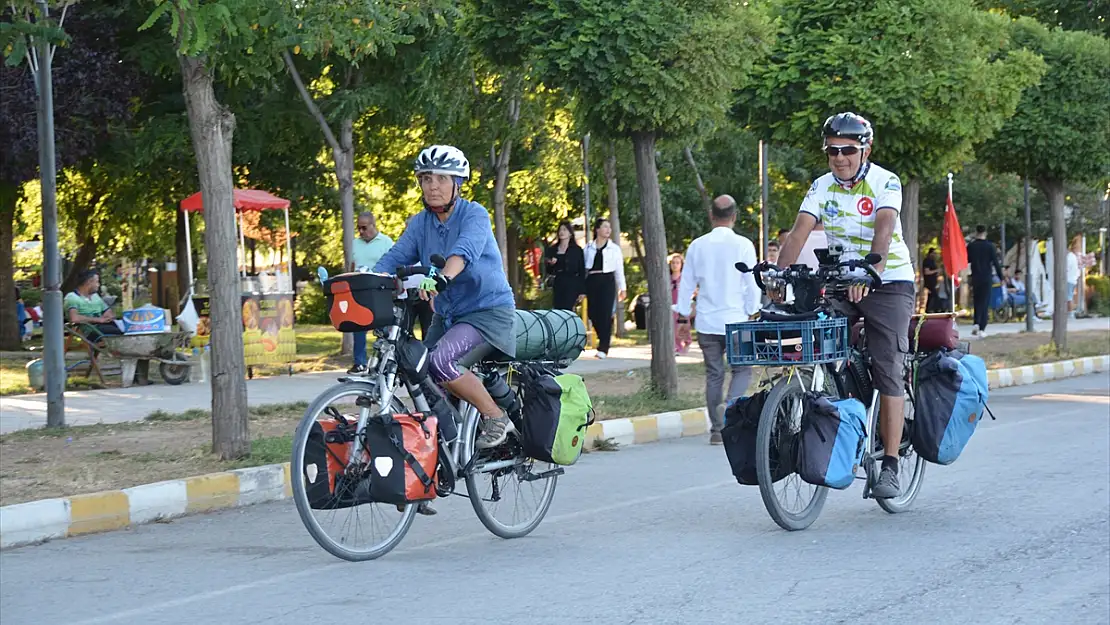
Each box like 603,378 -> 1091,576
798,162 -> 915,283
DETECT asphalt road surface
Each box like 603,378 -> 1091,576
2,375 -> 1107,625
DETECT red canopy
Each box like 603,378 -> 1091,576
180,189 -> 290,213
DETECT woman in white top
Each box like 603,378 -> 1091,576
583,218 -> 626,358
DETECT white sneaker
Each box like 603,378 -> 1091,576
979,327 -> 988,338
595,351 -> 608,360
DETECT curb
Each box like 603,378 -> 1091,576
3,354 -> 1108,549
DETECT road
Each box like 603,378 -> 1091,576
2,374 -> 1107,624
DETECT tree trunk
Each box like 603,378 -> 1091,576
506,225 -> 521,299
176,208 -> 191,296
180,54 -> 250,460
1042,178 -> 1068,351
683,146 -> 712,213
60,232 -> 97,294
492,138 -> 512,273
901,177 -> 921,268
0,183 -> 20,351
604,145 -> 626,337
335,117 -> 355,355
491,94 -> 521,273
631,131 -> 678,397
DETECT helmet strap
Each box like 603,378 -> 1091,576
833,159 -> 871,189
423,180 -> 462,214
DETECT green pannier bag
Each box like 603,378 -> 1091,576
516,366 -> 594,466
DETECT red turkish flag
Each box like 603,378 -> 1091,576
941,186 -> 968,278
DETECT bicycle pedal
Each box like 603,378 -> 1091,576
522,467 -> 565,482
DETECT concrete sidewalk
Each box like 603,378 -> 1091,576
1,317 -> 1105,434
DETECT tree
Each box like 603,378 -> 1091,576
1,2 -> 143,351
979,19 -> 1110,350
140,0 -> 278,459
467,0 -> 772,397
980,0 -> 1110,36
734,0 -> 1046,265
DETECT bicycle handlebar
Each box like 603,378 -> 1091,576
394,254 -> 447,280
735,252 -> 884,296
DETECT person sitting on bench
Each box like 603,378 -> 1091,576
66,270 -> 151,385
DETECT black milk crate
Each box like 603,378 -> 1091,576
726,317 -> 849,366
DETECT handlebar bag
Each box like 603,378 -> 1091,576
302,412 -> 373,510
911,350 -> 989,465
323,272 -> 396,332
363,413 -> 440,504
796,393 -> 867,490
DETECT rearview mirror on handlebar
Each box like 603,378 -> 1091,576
735,262 -> 751,273
430,254 -> 447,269
864,253 -> 883,266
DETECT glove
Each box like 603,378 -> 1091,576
419,273 -> 453,294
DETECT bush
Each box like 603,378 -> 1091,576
295,282 -> 328,325
1086,275 -> 1110,316
19,287 -> 42,307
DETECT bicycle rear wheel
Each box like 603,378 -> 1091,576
874,389 -> 927,514
291,381 -> 417,562
463,410 -> 558,539
756,373 -> 828,531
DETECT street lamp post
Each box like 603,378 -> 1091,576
33,0 -> 65,427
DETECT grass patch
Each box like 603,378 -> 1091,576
146,408 -> 210,422
591,437 -> 620,452
293,324 -> 342,357
225,434 -> 294,470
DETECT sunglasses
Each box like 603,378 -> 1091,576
824,144 -> 863,157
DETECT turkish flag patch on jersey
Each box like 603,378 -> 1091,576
857,197 -> 874,216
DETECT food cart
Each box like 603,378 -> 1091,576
179,189 -> 297,370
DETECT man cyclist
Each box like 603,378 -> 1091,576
775,112 -> 915,499
373,145 -> 517,453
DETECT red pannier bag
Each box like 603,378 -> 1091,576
323,272 -> 396,332
908,315 -> 959,353
303,412 -> 368,510
363,413 -> 440,505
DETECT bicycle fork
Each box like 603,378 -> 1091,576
860,388 -> 881,499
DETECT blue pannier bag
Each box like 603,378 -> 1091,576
796,393 -> 867,490
912,350 -> 990,465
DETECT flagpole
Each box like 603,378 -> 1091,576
948,172 -> 956,314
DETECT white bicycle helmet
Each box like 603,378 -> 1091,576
414,145 -> 470,179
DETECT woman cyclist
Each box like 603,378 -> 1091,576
373,145 -> 518,456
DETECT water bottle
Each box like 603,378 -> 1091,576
484,375 -> 521,418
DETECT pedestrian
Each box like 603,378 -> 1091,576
669,252 -> 692,354
921,247 -> 942,312
673,195 -> 760,445
545,221 -> 586,311
1066,237 -> 1081,318
967,225 -> 1003,337
584,218 -> 626,359
349,210 -> 393,374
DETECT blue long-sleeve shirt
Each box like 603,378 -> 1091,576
374,198 -> 515,323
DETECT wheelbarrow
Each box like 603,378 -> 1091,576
67,327 -> 194,388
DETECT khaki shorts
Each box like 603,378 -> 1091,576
832,281 -> 915,397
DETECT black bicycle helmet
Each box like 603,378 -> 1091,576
822,112 -> 874,147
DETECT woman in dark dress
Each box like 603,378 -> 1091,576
583,218 -> 626,359
545,221 -> 586,311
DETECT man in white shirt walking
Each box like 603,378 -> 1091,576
674,195 -> 761,445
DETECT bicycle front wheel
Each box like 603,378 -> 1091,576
756,374 -> 828,531
463,413 -> 558,539
291,381 -> 417,562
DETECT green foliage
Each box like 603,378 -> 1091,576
1,2 -> 70,67
294,281 -> 328,324
978,18 -> 1110,186
1087,275 -> 1110,316
465,0 -> 773,137
979,0 -> 1110,36
736,0 -> 1046,181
